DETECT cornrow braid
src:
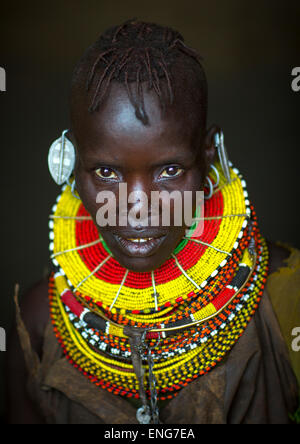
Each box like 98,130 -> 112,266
72,19 -> 206,125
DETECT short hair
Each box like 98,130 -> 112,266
71,19 -> 208,127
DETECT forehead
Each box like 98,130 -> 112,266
71,81 -> 201,160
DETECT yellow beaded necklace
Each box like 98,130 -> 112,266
48,162 -> 269,423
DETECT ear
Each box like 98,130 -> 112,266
67,130 -> 79,168
202,125 -> 221,176
67,130 -> 76,147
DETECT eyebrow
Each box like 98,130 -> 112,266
80,151 -> 120,167
80,143 -> 195,168
149,152 -> 196,167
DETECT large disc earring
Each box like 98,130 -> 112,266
48,129 -> 75,185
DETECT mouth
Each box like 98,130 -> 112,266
113,233 -> 167,258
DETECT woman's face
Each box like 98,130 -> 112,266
71,82 -> 213,272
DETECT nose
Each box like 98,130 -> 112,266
126,174 -> 151,196
123,176 -> 153,228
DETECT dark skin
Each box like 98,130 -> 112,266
71,81 -> 216,272
6,80 -> 290,424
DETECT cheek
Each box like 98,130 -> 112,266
75,169 -> 122,232
75,170 -> 95,210
182,170 -> 204,225
75,170 -> 107,219
162,170 -> 203,228
190,169 -> 203,191
75,166 -> 203,231
177,169 -> 204,201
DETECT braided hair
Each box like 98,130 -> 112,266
71,19 -> 207,127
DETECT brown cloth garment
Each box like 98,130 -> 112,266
15,249 -> 300,424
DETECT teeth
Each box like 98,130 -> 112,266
127,238 -> 153,243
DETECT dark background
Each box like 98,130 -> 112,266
1,0 -> 300,421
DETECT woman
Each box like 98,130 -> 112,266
7,19 -> 300,424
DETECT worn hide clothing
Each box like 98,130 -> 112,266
15,249 -> 300,424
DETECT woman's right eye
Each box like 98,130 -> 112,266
95,167 -> 118,180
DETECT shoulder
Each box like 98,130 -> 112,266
6,278 -> 50,423
265,239 -> 300,308
265,240 -> 300,389
266,240 -> 291,275
17,277 -> 50,358
266,239 -> 300,283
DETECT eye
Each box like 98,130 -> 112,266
159,166 -> 184,179
95,167 -> 118,180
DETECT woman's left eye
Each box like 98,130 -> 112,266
159,166 -> 184,179
95,167 -> 118,180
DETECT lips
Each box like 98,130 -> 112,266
114,234 -> 167,257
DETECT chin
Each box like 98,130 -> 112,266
116,254 -> 167,273
99,229 -> 183,272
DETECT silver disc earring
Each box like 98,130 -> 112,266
48,129 -> 75,185
214,131 -> 231,183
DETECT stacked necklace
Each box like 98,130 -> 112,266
48,163 -> 269,423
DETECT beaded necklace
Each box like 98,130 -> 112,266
48,163 -> 269,423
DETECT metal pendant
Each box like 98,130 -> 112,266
48,130 -> 75,185
136,405 -> 152,424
